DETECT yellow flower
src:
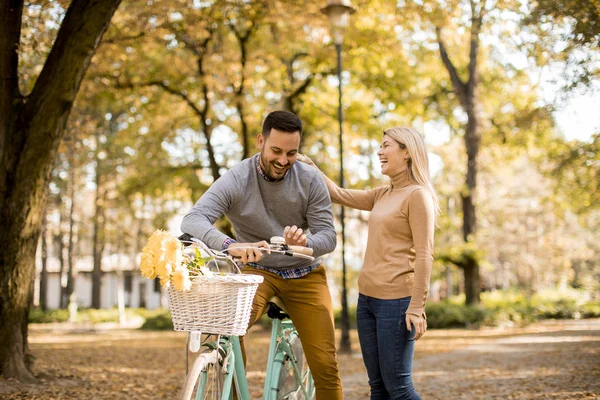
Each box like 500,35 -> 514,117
139,252 -> 157,279
163,237 -> 183,271
154,257 -> 172,279
140,230 -> 191,289
159,274 -> 170,288
147,230 -> 167,253
172,268 -> 192,291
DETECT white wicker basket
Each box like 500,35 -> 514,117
167,273 -> 263,336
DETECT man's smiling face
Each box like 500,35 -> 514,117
257,128 -> 301,180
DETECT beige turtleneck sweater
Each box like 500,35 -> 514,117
323,169 -> 434,318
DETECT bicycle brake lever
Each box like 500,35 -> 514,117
269,236 -> 314,258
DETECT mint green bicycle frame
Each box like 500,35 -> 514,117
191,316 -> 315,399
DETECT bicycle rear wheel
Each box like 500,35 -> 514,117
275,334 -> 314,400
180,348 -> 225,400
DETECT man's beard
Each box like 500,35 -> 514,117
260,153 -> 289,180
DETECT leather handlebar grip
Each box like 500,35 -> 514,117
288,245 -> 314,256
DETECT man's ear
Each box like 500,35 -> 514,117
257,133 -> 264,150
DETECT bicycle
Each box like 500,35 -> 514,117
171,236 -> 316,400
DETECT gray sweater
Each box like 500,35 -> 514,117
181,154 -> 337,270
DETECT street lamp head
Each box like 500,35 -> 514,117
321,0 -> 356,44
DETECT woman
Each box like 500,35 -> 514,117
298,127 -> 439,400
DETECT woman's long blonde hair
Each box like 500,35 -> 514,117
383,127 -> 441,217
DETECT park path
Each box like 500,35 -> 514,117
0,319 -> 598,399
341,319 -> 600,399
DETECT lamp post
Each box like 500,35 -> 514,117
321,0 -> 355,354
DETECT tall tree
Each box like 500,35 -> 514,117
394,0 -> 499,303
434,0 -> 485,304
0,0 -> 121,381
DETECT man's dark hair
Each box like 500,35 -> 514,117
262,110 -> 302,138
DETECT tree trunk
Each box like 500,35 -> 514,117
56,220 -> 67,309
65,152 -> 77,314
237,100 -> 250,160
461,106 -> 481,304
39,211 -> 48,311
0,0 -> 122,381
445,265 -> 453,299
92,129 -> 104,309
136,207 -> 146,308
463,258 -> 480,305
233,32 -> 250,160
462,107 -> 479,242
200,85 -> 220,181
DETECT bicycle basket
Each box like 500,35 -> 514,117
167,273 -> 263,336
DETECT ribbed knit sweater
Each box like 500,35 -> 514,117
181,154 -> 337,270
324,169 -> 434,318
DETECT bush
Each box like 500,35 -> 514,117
425,301 -> 489,329
29,308 -> 69,323
423,288 -> 597,329
334,306 -> 357,329
29,307 -> 168,326
28,308 -> 128,323
533,298 -> 579,319
140,309 -> 173,330
580,301 -> 600,318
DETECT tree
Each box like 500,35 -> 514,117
0,0 -> 121,381
523,0 -> 600,89
545,134 -> 600,215
392,0 -> 491,303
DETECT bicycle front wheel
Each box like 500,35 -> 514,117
180,348 -> 225,400
275,334 -> 314,400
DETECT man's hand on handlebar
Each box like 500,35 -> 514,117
226,241 -> 270,263
283,225 -> 308,247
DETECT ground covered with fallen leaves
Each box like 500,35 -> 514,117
1,319 -> 598,399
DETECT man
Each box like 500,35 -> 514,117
181,110 -> 342,399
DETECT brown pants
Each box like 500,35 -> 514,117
240,265 -> 343,400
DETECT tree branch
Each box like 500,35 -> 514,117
102,31 -> 146,45
285,74 -> 314,114
436,26 -> 468,107
0,0 -> 23,103
22,0 -> 122,142
467,0 -> 485,96
0,0 -> 24,167
116,80 -> 205,118
173,28 -> 203,58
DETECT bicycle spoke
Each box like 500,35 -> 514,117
196,361 -> 224,399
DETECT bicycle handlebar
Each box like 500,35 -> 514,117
179,234 -> 315,262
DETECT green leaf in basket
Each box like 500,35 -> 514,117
190,249 -> 213,268
200,256 -> 212,264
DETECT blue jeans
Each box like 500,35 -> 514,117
357,294 -> 421,400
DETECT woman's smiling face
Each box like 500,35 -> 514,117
377,134 -> 409,176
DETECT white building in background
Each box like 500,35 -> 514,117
34,253 -> 166,310
33,192 -> 189,311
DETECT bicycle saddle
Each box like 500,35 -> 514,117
267,296 -> 289,320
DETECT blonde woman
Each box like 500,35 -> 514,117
299,127 -> 439,400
